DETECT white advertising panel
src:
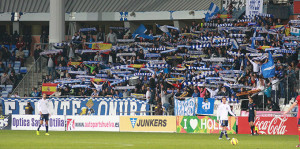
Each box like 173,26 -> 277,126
11,115 -> 65,131
66,116 -> 120,131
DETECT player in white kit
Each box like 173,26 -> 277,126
36,93 -> 51,136
217,97 -> 236,140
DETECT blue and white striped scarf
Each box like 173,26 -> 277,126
227,51 -> 244,57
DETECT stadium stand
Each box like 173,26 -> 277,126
16,14 -> 297,114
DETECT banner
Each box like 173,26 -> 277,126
240,111 -> 288,117
66,116 -> 119,131
91,43 -> 112,50
11,115 -> 65,131
42,83 -> 58,95
120,116 -> 176,132
196,98 -> 215,115
174,98 -> 196,116
176,116 -> 236,134
0,115 -> 11,130
1,97 -> 149,116
238,116 -> 297,135
246,0 -> 263,16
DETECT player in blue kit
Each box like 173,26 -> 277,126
248,95 -> 257,135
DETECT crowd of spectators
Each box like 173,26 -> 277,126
0,31 -> 33,91
25,15 -> 300,113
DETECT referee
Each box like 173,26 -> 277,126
248,95 -> 257,136
36,93 -> 51,136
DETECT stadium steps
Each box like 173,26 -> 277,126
10,56 -> 47,97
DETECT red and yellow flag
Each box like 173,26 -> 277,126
67,61 -> 82,66
42,83 -> 58,95
128,64 -> 145,68
258,46 -> 272,50
92,43 -> 112,50
91,78 -> 107,82
217,14 -> 232,19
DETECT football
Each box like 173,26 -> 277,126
231,138 -> 239,145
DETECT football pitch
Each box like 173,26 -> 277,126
0,130 -> 297,149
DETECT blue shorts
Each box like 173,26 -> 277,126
221,120 -> 228,127
40,114 -> 49,121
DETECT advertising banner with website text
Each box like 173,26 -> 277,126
66,116 -> 119,131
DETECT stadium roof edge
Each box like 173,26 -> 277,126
0,0 -> 222,13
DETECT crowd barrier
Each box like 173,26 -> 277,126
1,97 -> 241,116
1,97 -> 149,116
1,115 -> 297,135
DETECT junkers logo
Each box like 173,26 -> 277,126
130,118 -> 167,128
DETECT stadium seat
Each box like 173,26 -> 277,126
11,45 -> 16,50
24,50 -> 29,58
14,67 -> 20,73
1,91 -> 8,97
279,98 -> 285,105
6,85 -> 13,93
14,61 -> 21,68
4,45 -> 10,50
0,85 -> 5,91
20,67 -> 27,73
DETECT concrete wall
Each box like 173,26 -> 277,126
0,10 -> 206,22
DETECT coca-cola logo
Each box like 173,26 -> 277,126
255,117 -> 288,135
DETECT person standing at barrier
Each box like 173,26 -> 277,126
36,93 -> 51,136
217,97 -> 236,140
25,102 -> 34,115
284,95 -> 300,147
149,74 -> 156,105
248,96 -> 257,136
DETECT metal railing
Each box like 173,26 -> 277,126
251,70 -> 300,111
11,56 -> 48,97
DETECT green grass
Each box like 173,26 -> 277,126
0,130 -> 298,149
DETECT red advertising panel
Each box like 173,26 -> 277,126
294,1 -> 300,14
238,116 -> 297,135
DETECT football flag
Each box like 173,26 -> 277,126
132,24 -> 153,40
196,98 -> 215,115
205,2 -> 219,22
261,51 -> 275,78
156,24 -> 172,38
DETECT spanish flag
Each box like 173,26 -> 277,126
217,14 -> 232,19
128,64 -> 145,68
42,83 -> 58,95
91,78 -> 107,82
91,43 -> 112,50
67,61 -> 82,66
258,46 -> 272,50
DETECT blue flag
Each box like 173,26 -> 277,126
132,24 -> 153,40
156,24 -> 172,38
261,51 -> 275,78
196,98 -> 215,115
205,2 -> 219,22
251,29 -> 256,49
